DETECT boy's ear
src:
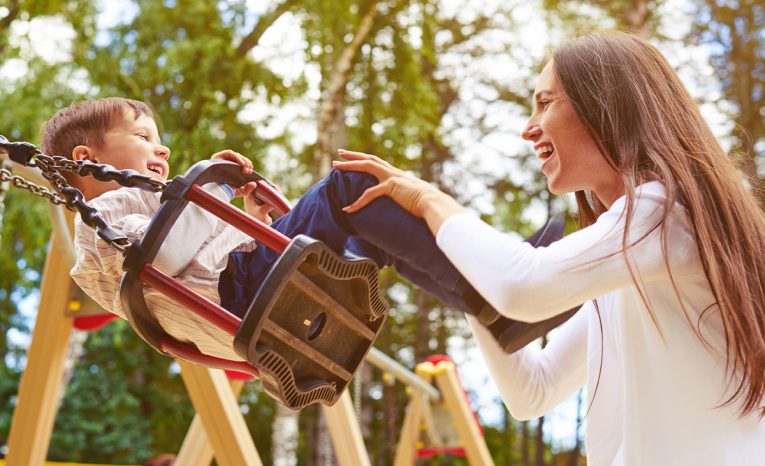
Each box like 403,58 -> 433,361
72,145 -> 92,162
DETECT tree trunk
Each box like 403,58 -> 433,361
314,2 -> 378,175
535,416 -> 546,466
317,412 -> 337,466
272,403 -> 299,466
503,404 -> 514,466
568,389 -> 584,466
414,289 -> 431,362
521,420 -> 530,466
235,0 -> 300,58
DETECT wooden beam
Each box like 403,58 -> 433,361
178,362 -> 262,466
6,214 -> 75,466
432,361 -> 494,466
322,391 -> 370,466
175,378 -> 246,466
393,363 -> 433,466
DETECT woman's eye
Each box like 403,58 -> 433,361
539,100 -> 550,109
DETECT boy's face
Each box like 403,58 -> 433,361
86,110 -> 170,181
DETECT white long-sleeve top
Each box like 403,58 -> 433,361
436,181 -> 765,465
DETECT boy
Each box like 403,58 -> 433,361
44,97 -> 564,361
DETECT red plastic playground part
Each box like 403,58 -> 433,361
72,313 -> 118,331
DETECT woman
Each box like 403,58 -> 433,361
334,31 -> 765,465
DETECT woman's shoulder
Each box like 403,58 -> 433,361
607,181 -> 690,225
608,181 -> 667,211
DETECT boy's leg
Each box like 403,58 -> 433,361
220,169 -> 470,317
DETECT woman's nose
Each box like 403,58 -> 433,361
522,121 -> 542,141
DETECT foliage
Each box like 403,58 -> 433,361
692,0 -> 765,187
48,320 -> 194,463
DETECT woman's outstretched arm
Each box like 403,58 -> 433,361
336,150 -> 698,322
468,301 -> 589,420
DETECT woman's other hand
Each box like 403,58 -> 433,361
333,149 -> 465,234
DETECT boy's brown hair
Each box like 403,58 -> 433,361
41,97 -> 153,158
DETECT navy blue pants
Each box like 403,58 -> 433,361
218,169 -> 481,318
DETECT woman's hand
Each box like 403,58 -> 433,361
333,149 -> 465,234
210,150 -> 273,224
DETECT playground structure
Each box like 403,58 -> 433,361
0,153 -> 496,466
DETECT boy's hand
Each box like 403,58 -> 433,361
210,149 -> 272,223
211,149 -> 254,174
244,179 -> 284,224
209,149 -> 254,197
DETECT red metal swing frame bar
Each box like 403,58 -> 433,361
135,180 -> 292,376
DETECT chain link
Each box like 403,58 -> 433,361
0,160 -> 9,244
0,166 -> 69,206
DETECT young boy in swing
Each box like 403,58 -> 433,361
43,97 -> 565,361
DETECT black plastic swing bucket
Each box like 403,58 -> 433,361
234,234 -> 389,410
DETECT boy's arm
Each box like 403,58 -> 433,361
154,183 -> 235,276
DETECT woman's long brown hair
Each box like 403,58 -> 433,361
553,31 -> 765,417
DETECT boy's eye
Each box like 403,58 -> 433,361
137,134 -> 149,141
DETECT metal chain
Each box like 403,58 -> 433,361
0,160 -> 9,244
0,165 -> 69,206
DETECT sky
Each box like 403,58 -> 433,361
2,0 -> 730,454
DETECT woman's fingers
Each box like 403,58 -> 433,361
338,149 -> 395,169
335,149 -> 429,217
342,183 -> 389,213
332,159 -> 403,183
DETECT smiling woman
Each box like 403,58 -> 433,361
521,61 -> 624,207
335,30 -> 765,466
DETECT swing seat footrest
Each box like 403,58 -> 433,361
234,234 -> 388,410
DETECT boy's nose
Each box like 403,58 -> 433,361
155,145 -> 170,160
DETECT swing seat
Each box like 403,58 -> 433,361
234,234 -> 387,409
120,160 -> 389,410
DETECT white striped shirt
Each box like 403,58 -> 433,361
71,185 -> 256,361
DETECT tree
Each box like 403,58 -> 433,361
693,0 -> 765,189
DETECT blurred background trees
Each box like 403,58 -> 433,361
0,0 -> 761,464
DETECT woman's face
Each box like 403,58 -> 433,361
522,60 -> 623,206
